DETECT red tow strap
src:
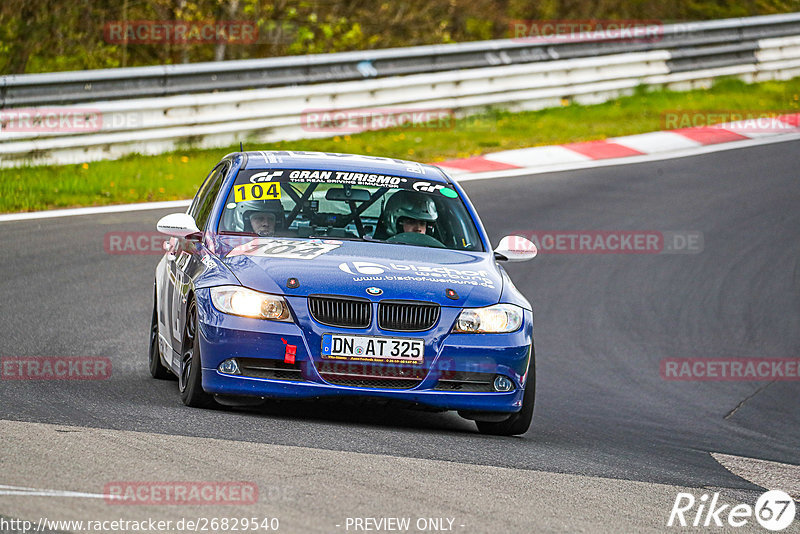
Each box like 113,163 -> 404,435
281,338 -> 297,364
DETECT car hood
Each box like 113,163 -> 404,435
213,236 -> 502,307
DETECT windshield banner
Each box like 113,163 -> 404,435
234,169 -> 458,198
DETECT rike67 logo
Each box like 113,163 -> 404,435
668,490 -> 796,531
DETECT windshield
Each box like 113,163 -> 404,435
217,168 -> 483,251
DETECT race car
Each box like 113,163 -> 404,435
150,151 -> 538,435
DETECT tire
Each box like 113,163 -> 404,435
148,286 -> 172,380
179,299 -> 217,408
476,345 -> 535,436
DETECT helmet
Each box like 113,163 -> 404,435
378,191 -> 438,238
232,199 -> 285,234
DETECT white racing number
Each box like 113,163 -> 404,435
227,238 -> 341,260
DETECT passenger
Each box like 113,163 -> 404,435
376,191 -> 438,239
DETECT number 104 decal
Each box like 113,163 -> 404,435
227,238 -> 341,259
234,182 -> 281,202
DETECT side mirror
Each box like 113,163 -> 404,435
494,235 -> 537,262
157,213 -> 201,238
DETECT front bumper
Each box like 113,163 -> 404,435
195,289 -> 533,414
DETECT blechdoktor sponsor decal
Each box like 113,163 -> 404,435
338,261 -> 495,288
667,489 -> 796,530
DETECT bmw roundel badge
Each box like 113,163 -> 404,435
366,287 -> 383,296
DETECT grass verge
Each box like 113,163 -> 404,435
1,77 -> 799,213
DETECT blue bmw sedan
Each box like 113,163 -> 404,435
151,151 -> 537,435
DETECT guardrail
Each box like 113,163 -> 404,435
3,13 -> 800,107
1,13 -> 800,167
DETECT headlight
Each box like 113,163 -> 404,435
210,286 -> 292,322
452,304 -> 523,333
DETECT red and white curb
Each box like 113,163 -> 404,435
437,113 -> 800,179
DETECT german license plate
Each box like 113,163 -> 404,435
321,334 -> 424,364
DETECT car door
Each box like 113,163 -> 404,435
165,161 -> 231,354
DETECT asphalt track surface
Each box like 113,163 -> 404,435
0,140 -> 798,532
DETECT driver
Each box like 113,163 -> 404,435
249,211 -> 277,236
400,216 -> 429,235
377,190 -> 438,238
236,199 -> 285,236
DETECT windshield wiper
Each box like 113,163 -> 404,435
305,234 -> 369,242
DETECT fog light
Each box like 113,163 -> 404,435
218,359 -> 240,375
493,375 -> 514,392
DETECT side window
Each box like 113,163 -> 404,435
189,162 -> 230,231
188,166 -> 219,220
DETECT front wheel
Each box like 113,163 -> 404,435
179,299 -> 217,408
476,346 -> 535,436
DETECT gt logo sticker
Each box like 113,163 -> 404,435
234,182 -> 281,202
412,181 -> 457,197
412,181 -> 442,193
228,238 -> 340,260
249,170 -> 284,183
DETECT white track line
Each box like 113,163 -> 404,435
0,484 -> 120,500
711,453 -> 800,501
0,200 -> 190,223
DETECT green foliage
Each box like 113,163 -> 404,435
464,17 -> 494,41
3,0 -> 800,74
287,15 -> 377,54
